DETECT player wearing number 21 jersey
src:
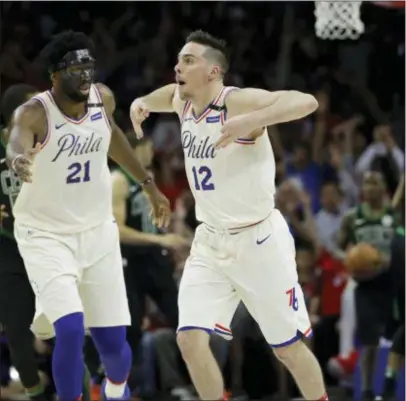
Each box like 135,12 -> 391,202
130,30 -> 330,401
6,31 -> 170,401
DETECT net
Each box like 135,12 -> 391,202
314,1 -> 365,40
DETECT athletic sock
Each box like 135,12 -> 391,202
105,379 -> 127,398
52,313 -> 85,401
90,327 -> 132,399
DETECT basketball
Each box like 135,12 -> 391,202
344,243 -> 382,278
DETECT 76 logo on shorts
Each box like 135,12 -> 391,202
286,287 -> 299,311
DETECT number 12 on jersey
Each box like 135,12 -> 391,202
191,166 -> 214,191
66,161 -> 91,184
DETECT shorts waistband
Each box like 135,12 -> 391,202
203,212 -> 271,235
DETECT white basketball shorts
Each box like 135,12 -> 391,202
178,209 -> 312,347
14,219 -> 131,333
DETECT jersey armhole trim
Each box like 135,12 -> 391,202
220,87 -> 256,145
31,97 -> 51,149
93,85 -> 112,133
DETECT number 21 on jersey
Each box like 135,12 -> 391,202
66,161 -> 91,184
191,165 -> 214,191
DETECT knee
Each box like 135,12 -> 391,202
272,340 -> 302,367
177,329 -> 210,360
91,326 -> 127,355
53,312 -> 85,345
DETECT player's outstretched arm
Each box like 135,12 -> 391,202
130,84 -> 184,138
97,83 -> 171,228
229,88 -> 318,125
215,89 -> 318,148
6,100 -> 46,182
135,84 -> 178,113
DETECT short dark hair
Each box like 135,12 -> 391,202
1,84 -> 37,127
40,30 -> 95,71
186,30 -> 229,76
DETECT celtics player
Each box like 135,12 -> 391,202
338,171 -> 400,401
111,135 -> 189,389
0,84 -> 91,401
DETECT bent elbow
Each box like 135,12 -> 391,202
304,95 -> 319,115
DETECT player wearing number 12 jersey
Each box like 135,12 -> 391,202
6,31 -> 170,401
130,31 -> 328,401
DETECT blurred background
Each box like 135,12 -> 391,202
0,1 -> 405,401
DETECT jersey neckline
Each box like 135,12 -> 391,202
189,86 -> 226,123
46,89 -> 90,124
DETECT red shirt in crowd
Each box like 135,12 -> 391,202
315,250 -> 348,316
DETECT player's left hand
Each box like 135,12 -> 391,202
144,184 -> 172,229
214,114 -> 255,149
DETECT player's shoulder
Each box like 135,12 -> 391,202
94,83 -> 115,115
95,82 -> 112,97
224,87 -> 275,116
13,98 -> 46,131
111,168 -> 127,184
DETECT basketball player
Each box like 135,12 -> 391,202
130,31 -> 328,401
338,171 -> 400,401
1,83 -> 92,401
1,83 -> 50,401
111,135 -> 188,390
6,31 -> 171,401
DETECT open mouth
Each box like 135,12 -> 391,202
80,83 -> 90,91
176,78 -> 186,86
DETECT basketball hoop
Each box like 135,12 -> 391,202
314,1 -> 365,40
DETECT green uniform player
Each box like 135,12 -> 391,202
338,171 -> 400,401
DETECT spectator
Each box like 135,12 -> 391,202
276,180 -> 319,251
355,124 -> 405,194
315,182 -> 346,259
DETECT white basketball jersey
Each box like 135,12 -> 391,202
13,85 -> 113,233
180,86 -> 276,229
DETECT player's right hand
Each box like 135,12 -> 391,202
11,142 -> 41,183
144,184 -> 172,229
159,233 -> 190,251
130,99 -> 150,139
